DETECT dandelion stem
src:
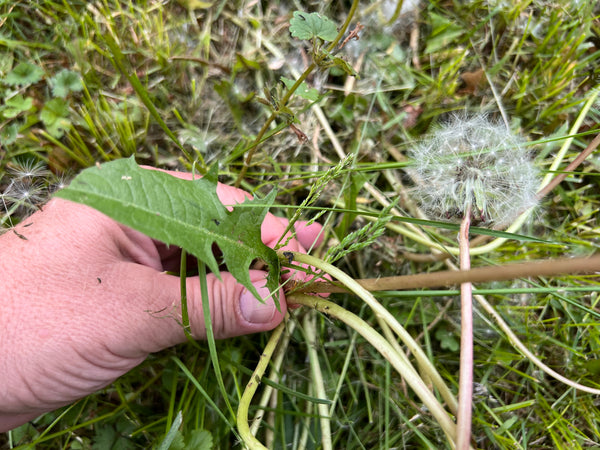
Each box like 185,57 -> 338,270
237,321 -> 286,450
286,252 -> 459,416
457,206 -> 473,450
290,294 -> 458,445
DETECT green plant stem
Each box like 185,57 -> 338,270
303,311 -> 333,450
539,87 -> 600,194
234,0 -> 360,187
536,131 -> 600,200
285,252 -> 459,415
237,321 -> 286,450
290,294 -> 458,445
473,294 -> 600,395
180,249 -> 190,334
294,254 -> 600,293
250,320 -> 297,446
457,207 -> 473,450
385,0 -> 405,25
198,261 -> 236,421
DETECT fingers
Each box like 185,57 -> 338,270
294,220 -> 325,250
111,265 -> 286,355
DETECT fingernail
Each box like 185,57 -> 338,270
240,285 -> 277,324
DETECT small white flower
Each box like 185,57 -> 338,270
409,114 -> 539,225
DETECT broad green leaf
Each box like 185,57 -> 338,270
280,76 -> 320,102
289,11 -> 338,42
55,157 -> 280,304
1,94 -> 34,118
49,69 -> 83,98
3,62 -> 44,86
0,123 -> 18,145
185,429 -> 213,450
40,98 -> 71,138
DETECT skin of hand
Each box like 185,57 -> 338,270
0,169 -> 324,432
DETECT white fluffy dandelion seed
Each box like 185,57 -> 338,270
3,179 -> 46,208
8,159 -> 49,180
409,114 -> 539,225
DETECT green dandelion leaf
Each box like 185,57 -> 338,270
55,157 -> 281,306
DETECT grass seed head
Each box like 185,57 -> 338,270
409,114 -> 539,225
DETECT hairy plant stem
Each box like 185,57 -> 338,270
290,294 -> 458,445
294,254 -> 600,293
235,0 -> 360,187
457,207 -> 473,450
286,252 -> 459,413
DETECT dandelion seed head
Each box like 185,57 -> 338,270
3,179 -> 46,206
8,159 -> 50,181
409,114 -> 539,225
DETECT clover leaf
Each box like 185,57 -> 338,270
1,95 -> 34,119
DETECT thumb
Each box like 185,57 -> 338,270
119,267 -> 287,355
186,270 -> 287,341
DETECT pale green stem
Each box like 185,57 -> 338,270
303,311 -> 333,450
237,321 -> 286,450
474,293 -> 600,396
457,208 -> 473,450
250,320 -> 297,444
384,0 -> 405,25
286,252 -> 459,416
290,294 -> 458,446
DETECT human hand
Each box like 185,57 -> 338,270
0,169 -> 324,432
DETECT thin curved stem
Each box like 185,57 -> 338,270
474,294 -> 600,395
235,0 -> 360,187
237,321 -> 286,450
286,251 -> 459,414
303,311 -> 332,450
290,294 -> 458,445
